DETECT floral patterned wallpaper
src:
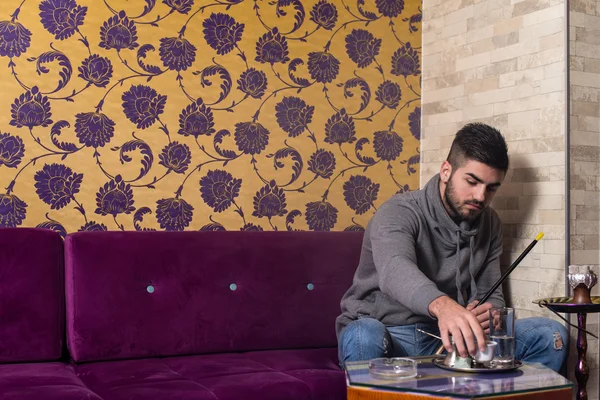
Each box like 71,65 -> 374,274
0,0 -> 421,234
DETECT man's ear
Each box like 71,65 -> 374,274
440,161 -> 452,183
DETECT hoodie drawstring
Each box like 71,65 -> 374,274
455,232 -> 479,306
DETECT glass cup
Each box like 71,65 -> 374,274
489,307 -> 515,367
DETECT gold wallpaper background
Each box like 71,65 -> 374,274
0,0 -> 421,233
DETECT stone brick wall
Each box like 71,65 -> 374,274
570,0 -> 600,395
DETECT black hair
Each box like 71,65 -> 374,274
447,123 -> 509,172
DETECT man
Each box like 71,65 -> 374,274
336,123 -> 567,372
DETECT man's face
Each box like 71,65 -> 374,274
441,160 -> 505,222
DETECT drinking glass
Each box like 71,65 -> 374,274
489,307 -> 515,366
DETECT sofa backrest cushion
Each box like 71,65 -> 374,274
65,231 -> 362,362
0,228 -> 64,362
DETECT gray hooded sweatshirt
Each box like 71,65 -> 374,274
336,173 -> 505,337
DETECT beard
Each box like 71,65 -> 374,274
443,176 -> 485,222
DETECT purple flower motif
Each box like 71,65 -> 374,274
0,193 -> 27,227
310,0 -> 338,30
36,218 -> 67,238
200,221 -> 226,231
307,51 -> 339,83
391,43 -> 420,77
79,221 -> 107,231
95,175 -> 135,216
156,197 -> 194,231
162,0 -> 194,14
234,121 -> 270,155
0,20 -> 31,58
121,85 -> 167,129
203,13 -> 244,55
178,99 -> 215,137
375,80 -> 401,109
34,163 -> 83,210
75,112 -> 115,148
275,97 -> 314,137
409,107 -> 421,141
39,0 -> 87,40
305,200 -> 337,231
345,29 -> 381,68
199,169 -> 241,212
343,175 -> 379,215
10,87 -> 53,129
241,223 -> 263,231
324,108 -> 356,145
159,142 -> 191,174
159,37 -> 196,71
373,129 -> 403,161
255,28 -> 289,65
344,223 -> 365,232
237,68 -> 267,99
99,11 -> 138,51
307,149 -> 335,179
0,132 -> 25,168
252,180 -> 287,219
78,54 -> 113,88
376,0 -> 405,17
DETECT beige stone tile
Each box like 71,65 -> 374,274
500,67 -> 545,87
494,16 -> 524,35
576,205 -> 600,220
498,182 -> 524,196
585,235 -> 600,250
467,26 -> 494,43
571,189 -> 587,204
520,194 -> 565,209
426,110 -> 464,126
573,160 -> 600,176
464,76 -> 500,93
517,223 -> 566,240
523,180 -> 566,195
571,144 -> 600,161
423,33 -> 468,55
463,104 -> 495,119
456,52 -> 492,71
510,265 -> 565,283
585,14 -> 600,30
574,42 -> 600,59
572,250 -> 600,264
492,40 -> 542,63
444,5 -> 474,25
469,38 -> 495,55
576,27 -> 600,46
584,59 -> 600,74
539,282 -> 566,298
570,0 -> 597,14
578,116 -> 600,132
548,165 -> 565,181
576,220 -> 600,234
469,86 -> 515,105
494,91 -> 564,115
542,239 -> 566,254
424,84 -> 466,103
519,16 -> 564,39
493,32 -> 521,49
571,235 -> 586,250
507,109 -> 540,126
500,209 -> 539,223
570,131 -> 600,146
543,61 -> 564,79
540,252 -> 568,268
571,86 -> 600,102
570,11 -> 586,28
428,0 -> 475,19
442,19 -> 469,39
586,190 -> 600,206
573,101 -> 600,117
422,122 -> 460,138
522,4 -> 565,26
469,8 -> 504,31
511,167 -> 550,182
540,76 -> 564,93
540,31 -> 565,50
513,0 -> 552,17
517,47 -> 564,69
422,97 -> 468,115
570,56 -> 586,72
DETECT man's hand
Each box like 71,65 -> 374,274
429,296 -> 486,357
466,300 -> 494,334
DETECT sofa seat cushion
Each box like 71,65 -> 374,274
75,348 -> 345,400
0,362 -> 103,400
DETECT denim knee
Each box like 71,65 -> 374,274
338,318 -> 391,365
516,317 -> 568,372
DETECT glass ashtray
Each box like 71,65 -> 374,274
368,357 -> 417,380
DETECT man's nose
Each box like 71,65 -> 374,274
474,185 -> 486,203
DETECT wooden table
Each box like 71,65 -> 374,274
346,356 -> 573,400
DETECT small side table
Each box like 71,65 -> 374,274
346,355 -> 573,400
534,296 -> 600,400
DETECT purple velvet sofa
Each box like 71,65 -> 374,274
0,228 -> 363,400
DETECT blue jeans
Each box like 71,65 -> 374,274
338,317 -> 568,373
